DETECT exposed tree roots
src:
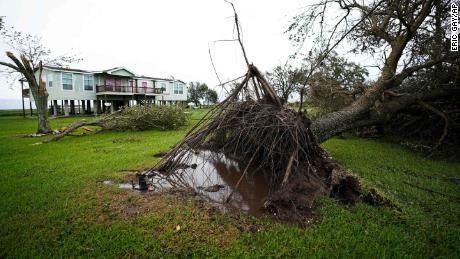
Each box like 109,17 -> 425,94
153,65 -> 384,223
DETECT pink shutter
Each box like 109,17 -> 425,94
105,78 -> 114,91
115,79 -> 121,92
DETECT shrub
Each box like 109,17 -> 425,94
101,105 -> 188,131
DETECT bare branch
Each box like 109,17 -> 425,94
225,0 -> 250,66
0,61 -> 20,72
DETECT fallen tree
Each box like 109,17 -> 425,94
153,64 -> 370,222
151,2 -> 388,223
42,105 -> 187,143
289,0 -> 460,143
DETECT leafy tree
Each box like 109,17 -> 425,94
306,52 -> 369,115
0,25 -> 80,133
288,0 -> 460,142
266,64 -> 304,104
187,82 -> 209,107
204,89 -> 218,105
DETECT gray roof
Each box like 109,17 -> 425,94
41,65 -> 184,83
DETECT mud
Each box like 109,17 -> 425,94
101,150 -> 271,216
101,150 -> 382,221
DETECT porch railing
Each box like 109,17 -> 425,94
96,85 -> 163,94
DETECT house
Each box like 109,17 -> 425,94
24,66 -> 188,116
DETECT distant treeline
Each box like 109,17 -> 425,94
0,109 -> 35,117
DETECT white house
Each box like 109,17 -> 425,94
25,66 -> 188,116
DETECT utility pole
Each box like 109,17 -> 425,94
20,79 -> 25,118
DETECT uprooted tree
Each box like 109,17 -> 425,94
0,25 -> 80,134
149,0 -> 460,221
152,2 -> 388,222
155,63 -> 368,221
288,0 -> 459,143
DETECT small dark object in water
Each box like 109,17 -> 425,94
198,184 -> 225,192
153,151 -> 167,158
137,173 -> 148,191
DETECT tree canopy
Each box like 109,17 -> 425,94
285,0 -> 459,143
266,64 -> 304,104
188,82 -> 217,106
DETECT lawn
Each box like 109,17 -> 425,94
0,112 -> 459,257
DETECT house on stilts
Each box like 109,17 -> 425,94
20,66 -> 187,116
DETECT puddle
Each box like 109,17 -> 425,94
102,150 -> 271,216
101,180 -> 135,190
171,150 -> 271,216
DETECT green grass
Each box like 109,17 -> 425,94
0,113 -> 459,257
0,109 -> 35,117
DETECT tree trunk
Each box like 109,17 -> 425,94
0,53 -> 53,134
311,37 -> 409,143
311,70 -> 396,142
311,85 -> 459,143
30,82 -> 52,134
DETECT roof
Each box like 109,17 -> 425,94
40,65 -> 185,83
43,65 -> 92,73
135,75 -> 172,81
100,66 -> 137,76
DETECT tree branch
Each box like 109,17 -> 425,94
0,61 -> 20,73
393,53 -> 460,85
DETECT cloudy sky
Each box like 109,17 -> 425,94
0,0 -> 316,100
0,0 -> 382,107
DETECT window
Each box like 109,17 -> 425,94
84,75 -> 93,91
47,73 -> 53,87
62,73 -> 73,90
174,83 -> 183,94
161,83 -> 166,92
141,82 -> 147,93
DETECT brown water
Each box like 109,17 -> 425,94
160,150 -> 271,216
102,150 -> 271,216
194,150 -> 271,216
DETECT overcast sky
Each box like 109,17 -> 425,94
0,0 -> 315,100
1,0 -> 381,104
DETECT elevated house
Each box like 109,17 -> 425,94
22,66 -> 188,116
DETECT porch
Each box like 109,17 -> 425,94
96,85 -> 164,95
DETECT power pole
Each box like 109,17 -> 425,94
20,79 -> 25,118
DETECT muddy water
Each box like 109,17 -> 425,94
184,150 -> 271,216
102,150 -> 271,216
